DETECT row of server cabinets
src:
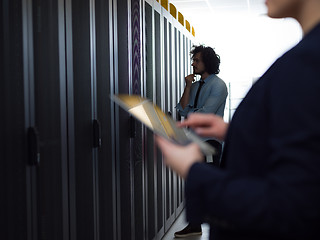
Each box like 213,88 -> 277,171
1,0 -> 195,239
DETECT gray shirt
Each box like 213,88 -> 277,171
176,74 -> 228,118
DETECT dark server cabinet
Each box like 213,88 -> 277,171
115,0 -> 136,238
165,21 -> 176,230
2,0 -> 194,239
154,8 -> 165,239
2,0 -> 117,239
31,0 -> 69,239
71,0 -> 117,239
143,1 -> 194,238
144,2 -> 156,239
2,1 -> 28,239
163,16 -> 176,231
2,0 -> 70,239
131,0 -> 145,239
95,0 -> 118,239
114,0 -> 148,239
71,0 -> 99,239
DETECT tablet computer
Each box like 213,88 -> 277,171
111,94 -> 216,156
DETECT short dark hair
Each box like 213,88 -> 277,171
190,45 -> 220,74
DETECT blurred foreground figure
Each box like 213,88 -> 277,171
156,0 -> 320,239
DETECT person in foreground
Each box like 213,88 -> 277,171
156,0 -> 320,239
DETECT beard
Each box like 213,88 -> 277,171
193,68 -> 205,75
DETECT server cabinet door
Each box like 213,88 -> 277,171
2,1 -> 28,239
71,0 -> 99,239
154,8 -> 165,239
144,2 -> 157,239
3,0 -> 70,239
115,0 -> 137,238
130,0 -> 145,239
31,0 -> 69,239
164,21 -> 176,230
162,16 -> 176,232
95,0 -> 117,239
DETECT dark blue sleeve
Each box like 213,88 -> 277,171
185,48 -> 320,238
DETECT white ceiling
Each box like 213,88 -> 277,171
170,0 -> 267,21
169,0 -> 268,43
167,0 -> 302,86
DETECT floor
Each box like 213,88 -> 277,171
161,210 -> 210,240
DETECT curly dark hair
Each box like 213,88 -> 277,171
190,45 -> 220,74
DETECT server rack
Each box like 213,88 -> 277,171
1,0 -> 195,239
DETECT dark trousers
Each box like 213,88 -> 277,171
186,140 -> 223,229
187,140 -> 222,228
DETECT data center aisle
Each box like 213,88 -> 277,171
162,210 -> 210,240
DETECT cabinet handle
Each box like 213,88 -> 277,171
27,127 -> 40,166
93,119 -> 101,148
